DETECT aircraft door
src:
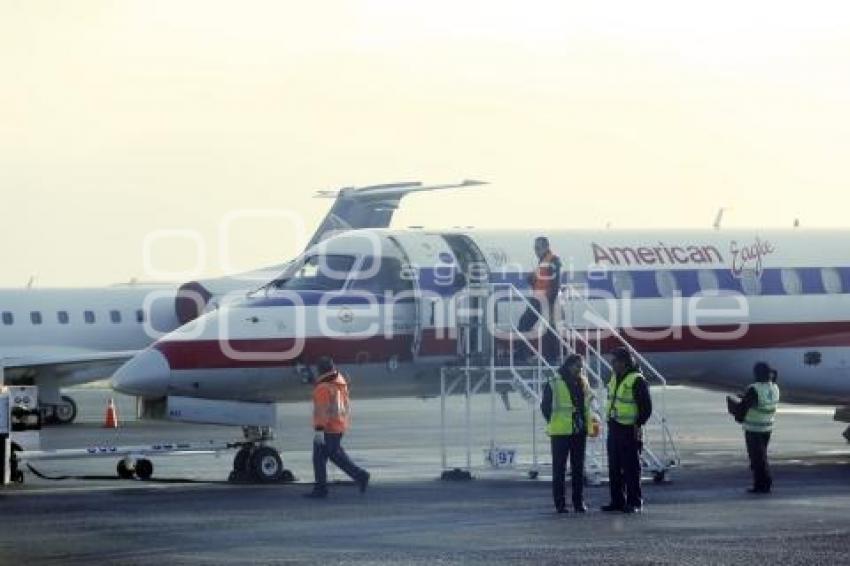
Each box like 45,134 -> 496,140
384,233 -> 490,362
385,234 -> 464,362
440,234 -> 491,363
384,236 -> 423,361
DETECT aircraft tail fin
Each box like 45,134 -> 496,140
307,179 -> 486,247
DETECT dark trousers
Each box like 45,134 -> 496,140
312,432 -> 367,491
517,298 -> 558,363
607,421 -> 642,508
551,434 -> 586,510
745,431 -> 772,490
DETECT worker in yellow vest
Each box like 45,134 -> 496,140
541,354 -> 594,513
735,362 -> 780,494
601,347 -> 652,514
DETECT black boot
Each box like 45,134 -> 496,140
304,488 -> 328,499
357,471 -> 370,494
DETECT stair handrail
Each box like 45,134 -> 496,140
560,284 -> 670,387
489,282 -> 610,387
559,284 -> 680,467
488,283 -> 570,402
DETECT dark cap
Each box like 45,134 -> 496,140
316,356 -> 335,375
608,347 -> 635,367
557,354 -> 583,378
753,361 -> 775,382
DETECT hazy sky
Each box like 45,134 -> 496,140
3,1 -> 850,286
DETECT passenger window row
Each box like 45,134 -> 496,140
568,267 -> 848,299
1,309 -> 146,326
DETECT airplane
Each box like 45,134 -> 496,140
111,224 -> 850,482
2,181 -> 476,423
0,284 -> 180,424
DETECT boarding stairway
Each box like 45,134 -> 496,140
439,282 -> 680,483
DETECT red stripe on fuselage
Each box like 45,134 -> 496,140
154,322 -> 850,370
155,334 -> 415,370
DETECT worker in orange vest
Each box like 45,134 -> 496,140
305,356 -> 370,498
518,236 -> 562,363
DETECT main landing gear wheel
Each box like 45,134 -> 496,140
53,396 -> 78,425
40,396 -> 78,425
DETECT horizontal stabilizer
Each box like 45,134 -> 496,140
308,179 -> 486,246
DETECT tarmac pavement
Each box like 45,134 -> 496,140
1,386 -> 849,565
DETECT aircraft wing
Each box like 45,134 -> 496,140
0,347 -> 138,388
0,347 -> 137,369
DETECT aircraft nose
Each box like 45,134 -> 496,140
112,348 -> 171,397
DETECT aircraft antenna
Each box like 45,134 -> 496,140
713,207 -> 727,230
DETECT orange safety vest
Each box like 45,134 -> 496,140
312,371 -> 351,433
532,251 -> 559,296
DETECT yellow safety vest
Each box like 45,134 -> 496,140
606,371 -> 641,426
743,382 -> 779,433
547,376 -> 592,436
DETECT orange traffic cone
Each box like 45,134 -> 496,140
103,397 -> 119,428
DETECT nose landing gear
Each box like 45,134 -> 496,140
228,426 -> 296,483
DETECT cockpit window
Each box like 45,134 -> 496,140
272,255 -> 355,291
349,256 -> 412,295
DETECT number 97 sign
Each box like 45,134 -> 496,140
485,447 -> 517,469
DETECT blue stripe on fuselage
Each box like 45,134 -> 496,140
236,266 -> 850,309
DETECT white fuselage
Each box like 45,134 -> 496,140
0,286 -> 181,392
0,287 -> 178,350
112,228 -> 850,406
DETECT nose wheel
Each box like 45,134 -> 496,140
228,445 -> 295,483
